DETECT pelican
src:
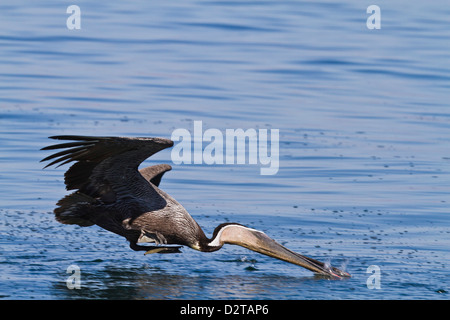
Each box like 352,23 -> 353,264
41,135 -> 350,279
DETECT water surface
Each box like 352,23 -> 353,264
0,1 -> 449,299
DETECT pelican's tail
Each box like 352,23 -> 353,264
54,192 -> 96,227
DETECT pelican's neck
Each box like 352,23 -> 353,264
198,223 -> 258,252
207,224 -> 230,247
192,223 -> 240,252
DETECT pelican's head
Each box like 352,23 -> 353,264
201,223 -> 350,279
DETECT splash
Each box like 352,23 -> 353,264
323,259 -> 334,275
340,259 -> 350,274
322,258 -> 351,279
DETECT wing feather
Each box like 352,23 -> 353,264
139,164 -> 172,187
41,135 -> 173,200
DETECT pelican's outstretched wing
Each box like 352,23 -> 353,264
41,135 -> 173,202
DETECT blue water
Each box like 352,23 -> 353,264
1,1 -> 449,299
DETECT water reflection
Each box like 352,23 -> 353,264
51,265 -> 334,300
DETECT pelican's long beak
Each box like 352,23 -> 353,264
220,225 -> 350,279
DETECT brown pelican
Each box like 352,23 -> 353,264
41,135 -> 350,279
